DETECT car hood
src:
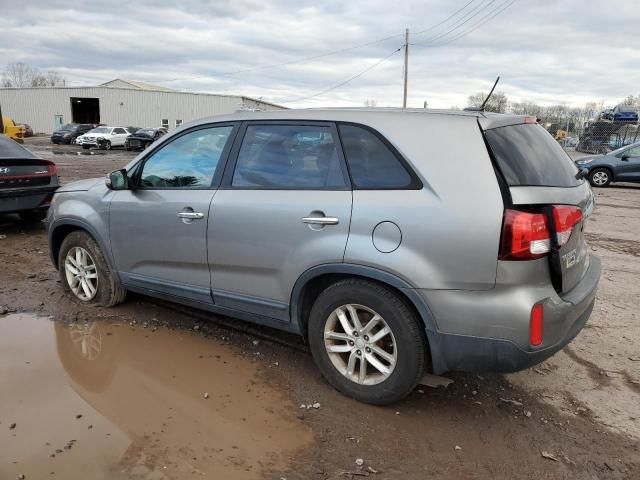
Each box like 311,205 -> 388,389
55,177 -> 103,193
575,155 -> 599,162
80,132 -> 109,138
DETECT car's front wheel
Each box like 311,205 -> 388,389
58,231 -> 127,307
589,168 -> 612,187
308,279 -> 426,404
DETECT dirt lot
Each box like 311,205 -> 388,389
1,137 -> 639,479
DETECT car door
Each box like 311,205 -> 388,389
109,123 -> 238,304
208,122 -> 352,321
111,127 -> 129,146
616,145 -> 640,181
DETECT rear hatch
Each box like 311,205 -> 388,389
0,158 -> 57,189
481,116 -> 594,295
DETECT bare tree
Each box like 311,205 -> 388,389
466,91 -> 508,113
1,62 -> 66,87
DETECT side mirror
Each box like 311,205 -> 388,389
106,169 -> 129,190
620,155 -> 629,161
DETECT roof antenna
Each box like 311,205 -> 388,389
464,76 -> 501,112
479,76 -> 500,111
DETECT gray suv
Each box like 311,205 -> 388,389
47,109 -> 600,404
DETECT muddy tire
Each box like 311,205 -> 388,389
308,279 -> 426,405
19,209 -> 47,223
589,168 -> 612,187
58,231 -> 127,307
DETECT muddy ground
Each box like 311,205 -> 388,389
0,137 -> 639,479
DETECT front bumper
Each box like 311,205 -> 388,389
422,256 -> 601,374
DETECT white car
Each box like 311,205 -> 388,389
77,126 -> 133,150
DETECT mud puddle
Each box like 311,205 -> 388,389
0,313 -> 311,480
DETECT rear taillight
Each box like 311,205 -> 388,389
552,205 -> 582,246
500,209 -> 551,260
530,303 -> 544,346
46,161 -> 58,176
500,205 -> 582,260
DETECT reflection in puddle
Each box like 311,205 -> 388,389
0,314 -> 311,479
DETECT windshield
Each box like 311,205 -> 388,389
90,127 -> 110,134
610,143 -> 639,156
60,124 -> 75,131
136,129 -> 155,135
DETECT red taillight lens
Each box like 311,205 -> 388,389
47,162 -> 57,176
552,205 -> 582,246
530,304 -> 544,346
524,116 -> 537,124
500,209 -> 551,260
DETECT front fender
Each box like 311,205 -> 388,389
47,191 -> 115,274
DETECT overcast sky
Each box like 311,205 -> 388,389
1,0 -> 639,108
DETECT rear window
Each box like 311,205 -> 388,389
485,124 -> 580,187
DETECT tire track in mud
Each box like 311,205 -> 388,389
585,233 -> 640,257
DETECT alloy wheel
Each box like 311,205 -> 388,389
64,246 -> 99,301
324,304 -> 397,386
592,171 -> 609,185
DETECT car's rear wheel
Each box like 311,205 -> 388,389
308,279 -> 426,404
19,209 -> 47,223
589,168 -> 611,187
58,231 -> 127,307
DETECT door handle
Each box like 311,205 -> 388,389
177,212 -> 204,219
302,216 -> 339,225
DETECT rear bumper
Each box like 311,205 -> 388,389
422,256 -> 601,374
0,186 -> 58,213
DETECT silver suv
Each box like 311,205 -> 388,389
47,109 -> 600,404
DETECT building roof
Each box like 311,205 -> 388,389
100,79 -> 176,92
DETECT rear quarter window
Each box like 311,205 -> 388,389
485,124 -> 580,187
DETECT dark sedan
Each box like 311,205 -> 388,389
0,136 -> 59,221
575,141 -> 640,187
51,123 -> 95,144
124,127 -> 167,151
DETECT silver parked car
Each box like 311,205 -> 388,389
47,109 -> 600,404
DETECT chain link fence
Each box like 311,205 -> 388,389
533,104 -> 640,155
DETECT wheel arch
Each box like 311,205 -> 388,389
290,264 -> 444,372
49,219 -> 115,273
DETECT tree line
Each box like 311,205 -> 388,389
1,62 -> 66,88
466,91 -> 640,133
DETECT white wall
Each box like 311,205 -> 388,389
0,87 -> 284,134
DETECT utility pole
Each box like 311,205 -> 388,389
403,28 -> 409,108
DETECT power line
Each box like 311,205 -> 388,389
161,2 -> 486,84
428,0 -> 517,47
412,0 -> 477,35
280,47 -> 403,104
410,0 -> 497,46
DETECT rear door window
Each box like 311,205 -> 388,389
338,124 -> 414,189
232,124 -> 347,189
485,124 -> 580,187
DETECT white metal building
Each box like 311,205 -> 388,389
0,79 -> 285,134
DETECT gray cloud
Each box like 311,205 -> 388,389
0,0 -> 638,108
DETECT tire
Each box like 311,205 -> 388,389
589,168 -> 612,187
19,209 -> 47,223
58,231 -> 127,307
308,279 -> 426,405
104,140 -> 112,150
